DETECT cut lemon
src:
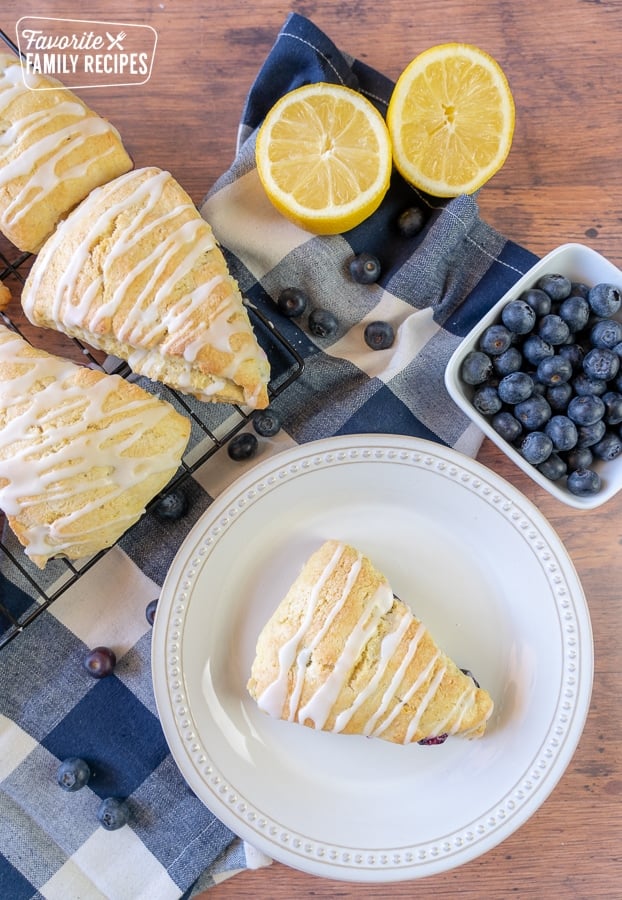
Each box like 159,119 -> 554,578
255,82 -> 392,235
387,43 -> 515,197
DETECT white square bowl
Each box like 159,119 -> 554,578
445,242 -> 622,509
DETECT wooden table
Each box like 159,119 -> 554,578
2,1 -> 621,898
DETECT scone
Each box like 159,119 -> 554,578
0,51 -> 132,252
21,166 -> 271,409
248,540 -> 493,744
0,324 -> 190,567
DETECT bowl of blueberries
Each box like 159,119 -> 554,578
445,243 -> 622,509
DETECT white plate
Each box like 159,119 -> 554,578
152,435 -> 593,882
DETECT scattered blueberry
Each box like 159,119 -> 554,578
559,295 -> 590,332
521,431 -> 553,465
567,394 -> 606,426
498,371 -> 533,405
592,431 -> 622,461
590,319 -> 622,350
522,334 -> 554,366
349,252 -> 381,284
472,385 -> 502,416
538,314 -> 570,346
98,797 -> 130,831
536,272 -> 572,301
364,320 -> 395,350
57,757 -> 91,792
520,287 -> 551,317
572,372 -> 608,397
493,346 -> 523,376
227,431 -> 258,461
479,324 -> 513,356
588,283 -> 621,317
418,733 -> 448,746
557,342 -> 584,372
546,381 -> 573,412
566,447 -> 593,471
83,647 -> 116,679
576,420 -> 607,449
570,282 -> 591,299
536,355 -> 572,386
460,350 -> 493,385
145,599 -> 158,626
538,453 -> 567,481
514,395 -> 552,430
567,468 -> 601,496
545,415 -> 578,452
492,411 -> 523,443
308,307 -> 338,337
396,205 -> 427,237
277,287 -> 309,318
153,489 -> 188,521
583,347 -> 620,382
603,392 -> 622,425
251,408 -> 282,437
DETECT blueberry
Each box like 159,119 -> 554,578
602,391 -> 622,426
538,314 -> 570,346
493,346 -> 523,376
520,287 -> 551,317
460,350 -> 493,385
514,395 -> 552,430
567,394 -> 606,426
153,489 -> 188,521
227,432 -> 258,461
536,355 -> 573,386
418,733 -> 448,746
252,408 -> 282,437
567,468 -> 601,496
57,757 -> 91,792
349,252 -> 381,284
572,373 -> 608,397
98,797 -> 130,831
590,319 -> 622,350
308,307 -> 338,337
364,320 -> 395,350
396,205 -> 427,237
576,420 -> 607,448
557,342 -> 584,372
546,381 -> 573,412
537,453 -> 567,481
472,385 -> 502,416
566,447 -> 593,471
536,273 -> 572,301
83,647 -> 116,679
559,295 -> 590,332
522,334 -> 554,366
491,410 -> 523,442
498,371 -> 534,404
521,431 -> 553,464
570,282 -> 591,299
545,415 -> 578,451
277,287 -> 309,318
583,347 -> 619,382
588,283 -> 622,317
501,299 -> 536,335
145,599 -> 158,626
479,324 -> 513,356
592,431 -> 622,461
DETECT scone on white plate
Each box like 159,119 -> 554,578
21,166 -> 271,409
0,324 -> 190,567
248,540 -> 493,745
0,51 -> 132,252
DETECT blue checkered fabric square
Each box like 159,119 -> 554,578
0,12 -> 538,899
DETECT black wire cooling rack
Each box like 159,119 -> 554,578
0,232 -> 304,649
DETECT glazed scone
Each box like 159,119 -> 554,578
0,324 -> 190,567
248,540 -> 494,744
21,166 -> 271,409
0,51 -> 132,252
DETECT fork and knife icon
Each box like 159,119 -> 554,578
105,30 -> 126,50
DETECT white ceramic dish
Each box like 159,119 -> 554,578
151,435 -> 593,883
445,242 -> 622,509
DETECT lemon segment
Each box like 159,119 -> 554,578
387,43 -> 515,197
256,83 -> 392,235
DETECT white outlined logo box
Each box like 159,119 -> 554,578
16,16 -> 157,89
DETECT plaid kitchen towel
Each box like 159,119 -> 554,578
0,11 -> 539,900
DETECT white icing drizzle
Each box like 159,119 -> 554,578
429,684 -> 478,738
0,59 -> 123,231
363,622 -> 427,736
22,167 -> 269,405
403,665 -> 448,744
0,329 -> 186,562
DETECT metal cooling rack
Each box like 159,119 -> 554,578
0,233 -> 304,649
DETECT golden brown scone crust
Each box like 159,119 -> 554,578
21,166 -> 270,409
0,323 -> 190,567
0,51 -> 132,252
248,540 -> 493,744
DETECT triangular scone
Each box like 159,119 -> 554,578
0,324 -> 190,567
248,540 -> 494,744
21,166 -> 271,409
0,51 -> 132,252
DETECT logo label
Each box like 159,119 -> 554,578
16,16 -> 157,89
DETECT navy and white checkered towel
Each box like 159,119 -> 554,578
0,12 -> 538,899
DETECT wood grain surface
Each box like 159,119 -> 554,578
1,2 -> 621,898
